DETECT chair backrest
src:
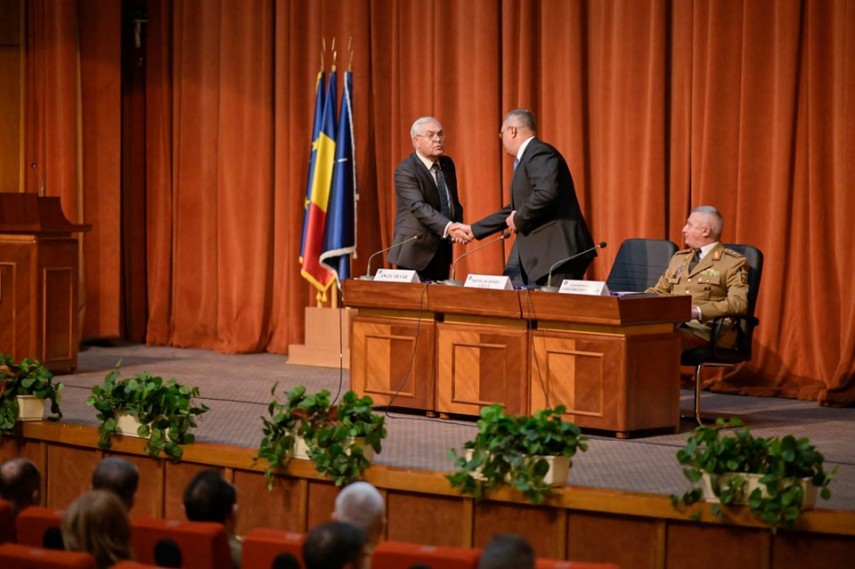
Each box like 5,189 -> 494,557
536,558 -> 621,569
242,528 -> 305,569
0,500 -> 15,544
0,542 -> 96,569
112,561 -> 163,568
15,507 -> 65,549
372,541 -> 481,569
606,238 -> 679,292
130,517 -> 232,569
723,244 -> 764,317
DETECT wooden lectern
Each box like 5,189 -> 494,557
0,194 -> 90,372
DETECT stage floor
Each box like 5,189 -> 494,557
52,343 -> 855,511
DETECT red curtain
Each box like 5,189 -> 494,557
24,0 -> 855,405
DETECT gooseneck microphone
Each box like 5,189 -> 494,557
543,241 -> 607,290
359,235 -> 420,280
442,232 -> 511,286
31,163 -> 46,197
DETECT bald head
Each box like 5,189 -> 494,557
332,482 -> 385,546
0,458 -> 41,514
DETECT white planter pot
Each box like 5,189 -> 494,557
291,434 -> 375,461
701,472 -> 817,509
115,411 -> 148,439
16,395 -> 46,421
463,450 -> 571,485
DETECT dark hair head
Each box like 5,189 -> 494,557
91,457 -> 139,509
182,469 -> 236,524
0,457 -> 41,513
478,533 -> 535,569
302,521 -> 366,569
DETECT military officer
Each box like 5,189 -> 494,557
647,206 -> 749,347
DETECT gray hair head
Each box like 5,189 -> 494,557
410,116 -> 442,138
333,481 -> 385,535
503,109 -> 537,132
691,205 -> 724,238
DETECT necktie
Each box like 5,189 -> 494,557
432,163 -> 452,219
689,249 -> 701,272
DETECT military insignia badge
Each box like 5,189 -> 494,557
739,266 -> 748,285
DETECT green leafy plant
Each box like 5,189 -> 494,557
672,418 -> 837,531
448,404 -> 588,504
0,352 -> 63,434
87,368 -> 209,460
255,386 -> 386,489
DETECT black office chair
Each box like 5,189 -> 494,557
681,244 -> 764,424
606,238 -> 679,292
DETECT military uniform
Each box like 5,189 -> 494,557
646,242 -> 749,342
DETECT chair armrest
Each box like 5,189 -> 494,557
709,314 -> 760,360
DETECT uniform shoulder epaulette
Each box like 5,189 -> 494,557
723,248 -> 744,258
676,248 -> 693,255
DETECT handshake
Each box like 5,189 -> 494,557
448,223 -> 475,244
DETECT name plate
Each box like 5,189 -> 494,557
463,274 -> 513,290
558,279 -> 610,296
374,269 -> 421,283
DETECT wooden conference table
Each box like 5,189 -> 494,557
342,280 -> 691,437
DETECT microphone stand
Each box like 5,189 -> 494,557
359,235 -> 420,280
441,232 -> 510,286
541,241 -> 607,292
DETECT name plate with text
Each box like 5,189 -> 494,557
374,269 -> 421,283
463,274 -> 513,290
558,279 -> 610,296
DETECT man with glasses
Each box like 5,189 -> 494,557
387,116 -> 469,281
461,109 -> 595,286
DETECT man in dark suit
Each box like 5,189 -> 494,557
387,117 -> 468,282
464,109 -> 595,287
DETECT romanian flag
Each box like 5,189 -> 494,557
320,69 -> 357,284
300,66 -> 337,299
299,69 -> 325,264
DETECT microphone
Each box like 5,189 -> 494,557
359,235 -> 420,280
543,241 -> 607,291
442,231 -> 511,286
31,163 -> 46,197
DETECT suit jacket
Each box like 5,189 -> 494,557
646,243 -> 749,340
387,153 -> 464,270
472,138 -> 594,283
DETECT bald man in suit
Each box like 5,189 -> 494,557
387,117 -> 468,281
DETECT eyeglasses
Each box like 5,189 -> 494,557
417,130 -> 445,141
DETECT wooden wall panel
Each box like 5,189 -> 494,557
106,452 -> 164,519
305,481 -> 339,531
568,512 -> 664,569
473,501 -> 567,559
234,470 -> 307,534
666,523 -> 770,569
163,462 -> 212,520
771,532 -> 855,569
386,491 -> 472,547
45,445 -> 99,508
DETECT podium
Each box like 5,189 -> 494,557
0,194 -> 90,372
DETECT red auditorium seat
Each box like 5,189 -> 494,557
0,543 -> 96,568
15,507 -> 65,549
0,500 -> 15,544
242,527 -> 305,568
372,540 -> 481,569
130,517 -> 232,569
112,561 -> 162,568
536,559 -> 621,569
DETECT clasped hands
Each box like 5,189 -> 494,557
449,223 -> 474,244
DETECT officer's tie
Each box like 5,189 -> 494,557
431,162 -> 452,219
689,248 -> 702,272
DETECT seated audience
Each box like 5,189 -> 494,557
646,205 -> 748,349
0,457 -> 41,516
478,534 -> 535,569
61,489 -> 131,569
332,481 -> 385,568
303,521 -> 367,569
91,457 -> 140,511
183,469 -> 241,568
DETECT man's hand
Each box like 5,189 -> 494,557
449,223 -> 474,244
505,210 -> 517,232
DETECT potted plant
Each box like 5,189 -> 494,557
0,352 -> 63,434
255,385 -> 386,488
447,404 -> 588,504
86,368 -> 209,460
672,418 -> 837,531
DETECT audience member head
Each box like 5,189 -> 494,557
0,457 -> 41,514
91,457 -> 139,510
61,489 -> 131,569
332,481 -> 385,547
410,116 -> 446,160
183,469 -> 238,532
478,533 -> 535,569
684,205 -> 724,248
303,521 -> 366,569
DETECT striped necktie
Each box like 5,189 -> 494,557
431,163 -> 452,219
